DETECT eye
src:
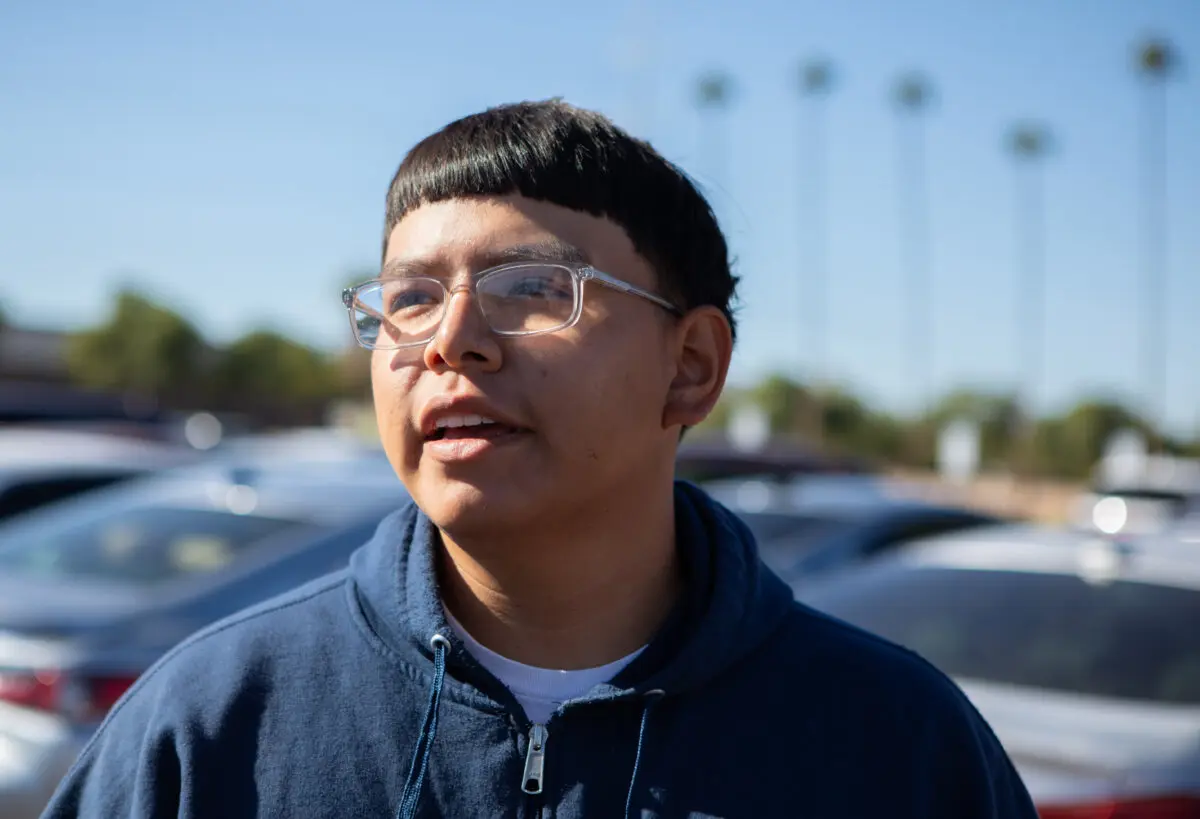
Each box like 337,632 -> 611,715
386,287 -> 439,313
505,275 -> 572,300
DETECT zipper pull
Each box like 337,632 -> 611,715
521,723 -> 549,795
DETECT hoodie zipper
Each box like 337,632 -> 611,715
521,723 -> 548,795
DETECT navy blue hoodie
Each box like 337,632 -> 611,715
43,483 -> 1037,818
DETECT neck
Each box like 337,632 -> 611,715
438,478 -> 681,670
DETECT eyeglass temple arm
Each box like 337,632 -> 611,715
582,268 -> 683,315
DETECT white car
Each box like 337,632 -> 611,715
1075,456 -> 1200,537
0,427 -> 197,521
797,525 -> 1200,816
0,448 -> 406,818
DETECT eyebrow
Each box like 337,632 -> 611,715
491,240 -> 589,265
381,239 -> 590,279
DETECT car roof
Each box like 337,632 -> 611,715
210,427 -> 383,461
702,475 -> 976,520
676,440 -> 875,482
126,450 -> 405,524
889,523 -> 1200,592
0,427 -> 195,474
0,441 -> 407,532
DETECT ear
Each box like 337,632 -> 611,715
662,306 -> 733,430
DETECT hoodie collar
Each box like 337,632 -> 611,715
348,481 -> 794,707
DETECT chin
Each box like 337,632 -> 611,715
410,474 -> 544,540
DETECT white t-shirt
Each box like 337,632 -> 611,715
445,609 -> 645,725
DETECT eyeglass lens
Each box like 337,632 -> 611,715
351,264 -> 578,348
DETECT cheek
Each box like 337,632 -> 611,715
371,353 -> 420,459
533,333 -> 669,454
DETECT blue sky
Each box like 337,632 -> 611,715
1,0 -> 1197,433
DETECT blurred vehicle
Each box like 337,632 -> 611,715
1072,484 -> 1200,538
0,427 -> 199,522
1074,455 -> 1200,537
796,525 -> 1200,817
705,476 -> 1001,581
0,381 -> 163,427
0,448 -> 408,819
675,439 -> 873,484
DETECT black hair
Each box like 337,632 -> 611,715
382,99 -> 738,341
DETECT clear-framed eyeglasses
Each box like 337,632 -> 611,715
341,261 -> 682,351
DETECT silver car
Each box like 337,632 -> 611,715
0,448 -> 408,818
797,525 -> 1200,816
0,427 -> 198,521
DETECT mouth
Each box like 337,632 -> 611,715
424,415 -> 527,443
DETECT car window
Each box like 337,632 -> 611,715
0,475 -> 132,520
802,566 -> 1200,705
860,514 -> 995,558
741,513 -> 853,548
1076,491 -> 1190,533
745,514 -> 859,576
200,519 -> 385,615
0,506 -> 307,587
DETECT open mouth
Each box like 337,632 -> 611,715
425,416 -> 525,442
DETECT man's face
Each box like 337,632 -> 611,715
373,195 -> 688,537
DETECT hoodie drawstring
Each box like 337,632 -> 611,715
397,634 -> 450,819
624,689 -> 666,819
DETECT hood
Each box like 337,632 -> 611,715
0,574 -> 149,637
959,679 -> 1200,802
347,481 -> 795,708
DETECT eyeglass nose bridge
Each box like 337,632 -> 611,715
432,280 -> 491,338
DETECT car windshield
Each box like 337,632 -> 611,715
740,512 -> 854,546
801,565 -> 1200,705
739,513 -> 857,576
0,505 -> 306,587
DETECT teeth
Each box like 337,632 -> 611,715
434,414 -> 497,430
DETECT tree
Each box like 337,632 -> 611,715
691,389 -> 737,437
859,411 -> 908,464
334,345 -> 372,400
1054,399 -> 1154,479
926,389 -> 1022,469
820,388 -> 908,463
213,330 -> 338,409
749,373 -> 812,436
66,289 -> 207,401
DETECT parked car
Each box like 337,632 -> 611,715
0,381 -> 163,427
1072,484 -> 1200,537
0,427 -> 199,522
795,525 -> 1200,816
1073,456 -> 1200,537
675,439 -> 873,484
0,449 -> 408,819
705,477 -> 1002,581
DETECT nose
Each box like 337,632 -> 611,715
422,285 -> 503,373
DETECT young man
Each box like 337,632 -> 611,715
44,100 -> 1037,818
